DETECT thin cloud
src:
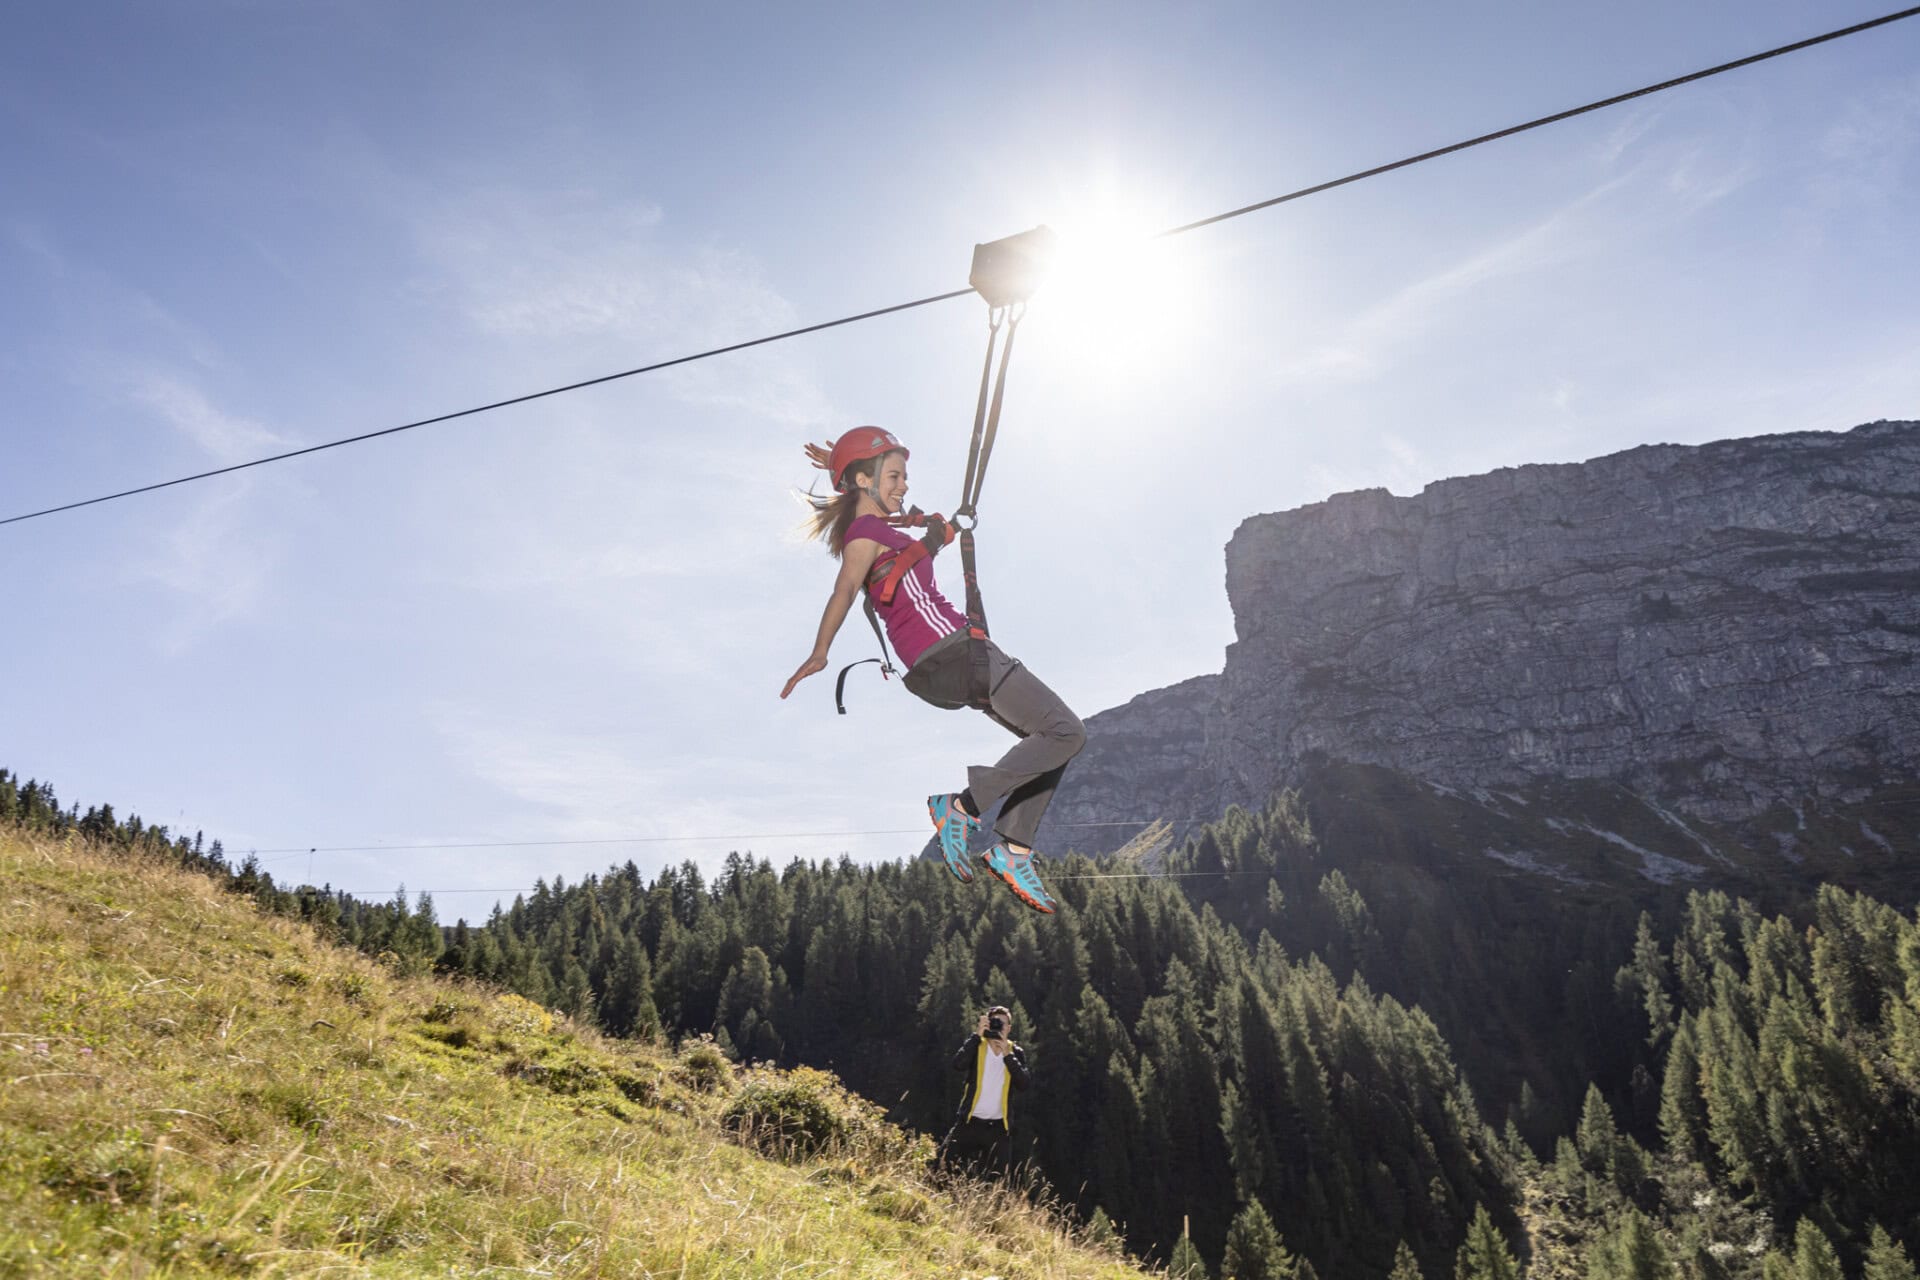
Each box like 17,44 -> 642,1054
416,188 -> 774,348
9,229 -> 293,642
432,709 -> 858,846
1809,74 -> 1920,219
1273,187 -> 1617,387
129,481 -> 277,652
1272,123 -> 1756,391
126,371 -> 285,462
406,183 -> 835,456
11,225 -> 230,374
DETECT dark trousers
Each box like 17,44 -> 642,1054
937,1115 -> 1012,1179
903,636 -> 1086,848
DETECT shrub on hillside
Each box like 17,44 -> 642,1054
722,1068 -> 844,1155
678,1038 -> 732,1093
488,992 -> 553,1037
720,1067 -> 928,1165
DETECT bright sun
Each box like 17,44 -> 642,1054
1023,201 -> 1199,385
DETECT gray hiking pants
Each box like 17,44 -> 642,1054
903,634 -> 1086,848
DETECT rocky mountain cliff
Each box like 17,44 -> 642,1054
1036,419 -> 1920,868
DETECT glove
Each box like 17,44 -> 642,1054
920,514 -> 957,551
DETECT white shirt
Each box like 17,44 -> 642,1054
969,1043 -> 1008,1121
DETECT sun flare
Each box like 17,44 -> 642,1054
1024,201 -> 1198,384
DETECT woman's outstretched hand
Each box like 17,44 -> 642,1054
781,654 -> 828,699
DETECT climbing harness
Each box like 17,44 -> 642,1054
834,226 -> 1056,715
833,508 -> 955,714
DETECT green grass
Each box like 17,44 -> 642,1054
0,829 -> 1149,1279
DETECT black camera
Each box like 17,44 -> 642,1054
987,1015 -> 1007,1038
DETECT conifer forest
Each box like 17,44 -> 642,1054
8,765 -> 1920,1280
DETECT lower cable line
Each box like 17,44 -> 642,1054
245,815 -> 1207,857
330,868 -> 1277,896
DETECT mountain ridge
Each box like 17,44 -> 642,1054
1035,419 -> 1920,882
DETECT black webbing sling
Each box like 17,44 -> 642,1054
833,598 -> 898,715
951,303 -> 1024,710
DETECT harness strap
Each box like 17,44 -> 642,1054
867,541 -> 931,605
956,311 -> 1005,523
963,309 -> 1022,522
865,514 -> 955,605
833,595 -> 897,715
952,306 -> 1024,711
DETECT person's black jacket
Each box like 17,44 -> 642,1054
949,1033 -> 1030,1129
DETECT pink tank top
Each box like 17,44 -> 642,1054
846,515 -> 966,669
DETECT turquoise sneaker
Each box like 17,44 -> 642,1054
980,842 -> 1056,914
928,794 -> 979,884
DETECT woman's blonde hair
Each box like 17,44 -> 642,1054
803,451 -> 900,558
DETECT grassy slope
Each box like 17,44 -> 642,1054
0,831 -> 1147,1279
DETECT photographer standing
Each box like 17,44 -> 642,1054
936,1005 -> 1030,1178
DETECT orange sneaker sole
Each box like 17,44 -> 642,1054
980,852 -> 1055,914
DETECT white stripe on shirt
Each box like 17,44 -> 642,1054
901,566 -> 955,635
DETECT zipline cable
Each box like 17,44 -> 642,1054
1154,3 -> 1920,239
329,869 -> 1282,896
5,4 -> 1915,530
0,290 -> 969,528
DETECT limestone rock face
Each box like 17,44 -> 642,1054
1032,674 -> 1226,857
1040,420 -> 1920,854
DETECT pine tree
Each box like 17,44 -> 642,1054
1576,1083 -> 1619,1176
1790,1219 -> 1844,1280
1453,1206 -> 1519,1280
1658,1018 -> 1706,1161
1170,1228 -> 1211,1280
1390,1241 -> 1424,1280
1513,1079 -> 1550,1154
405,892 -> 445,969
1586,1208 -> 1673,1280
1087,1050 -> 1143,1222
600,935 -> 658,1040
1617,912 -> 1676,1048
716,946 -> 776,1049
1086,1207 -> 1121,1252
1223,1200 -> 1297,1280
1611,1134 -> 1649,1204
557,957 -> 595,1021
916,932 -> 975,1044
1864,1225 -> 1919,1280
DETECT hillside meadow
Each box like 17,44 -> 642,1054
0,828 -> 1147,1279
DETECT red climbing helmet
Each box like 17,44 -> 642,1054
821,426 -> 909,493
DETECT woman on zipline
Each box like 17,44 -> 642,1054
780,427 -> 1084,914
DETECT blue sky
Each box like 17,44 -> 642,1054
5,2 -> 1916,915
